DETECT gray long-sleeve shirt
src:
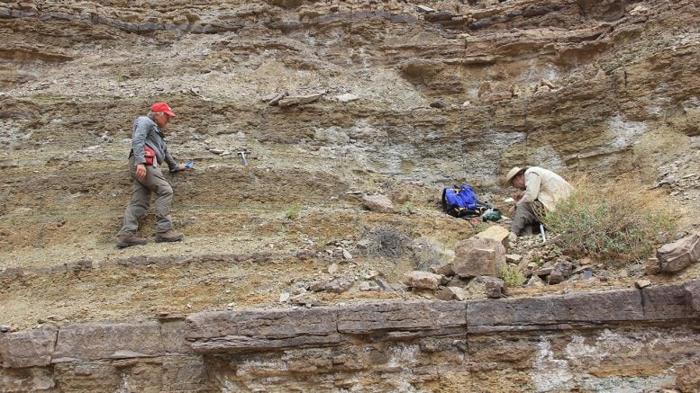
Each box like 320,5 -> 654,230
130,116 -> 178,171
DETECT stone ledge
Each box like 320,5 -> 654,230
186,307 -> 340,353
0,327 -> 57,368
336,301 -> 465,335
53,322 -> 163,361
685,280 -> 700,311
467,281 -> 699,333
1,280 -> 698,366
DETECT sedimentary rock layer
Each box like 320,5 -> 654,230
1,281 -> 698,392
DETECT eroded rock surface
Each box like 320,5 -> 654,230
1,0 -> 700,391
1,281 -> 699,392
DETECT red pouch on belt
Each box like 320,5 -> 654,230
144,145 -> 156,166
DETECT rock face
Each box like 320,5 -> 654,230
362,194 -> 395,213
403,271 -> 443,290
474,225 -> 511,246
656,233 -> 700,273
1,0 -> 700,391
481,276 -> 506,299
0,281 -> 699,392
453,237 -> 507,277
547,260 -> 574,284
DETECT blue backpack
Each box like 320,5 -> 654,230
442,184 -> 487,217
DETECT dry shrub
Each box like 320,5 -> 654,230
541,176 -> 678,263
499,265 -> 526,287
364,226 -> 411,258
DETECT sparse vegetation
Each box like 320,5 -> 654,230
500,265 -> 526,287
365,226 -> 412,258
542,177 -> 678,263
285,205 -> 301,220
400,203 -> 415,216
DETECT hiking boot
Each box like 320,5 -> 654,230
116,234 -> 148,249
155,230 -> 184,243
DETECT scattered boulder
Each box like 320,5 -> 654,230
635,279 -> 652,289
481,276 -> 505,299
656,233 -> 700,273
453,237 -> 506,278
464,278 -> 485,297
0,325 -> 10,333
533,262 -> 554,278
645,257 -> 661,275
436,286 -> 467,301
278,93 -> 324,108
525,275 -> 546,288
430,263 -> 455,277
474,225 -> 511,246
403,271 -> 442,290
572,266 -> 594,281
310,276 -> 354,294
506,254 -> 522,264
413,237 -> 454,271
362,194 -> 395,213
446,275 -> 468,288
289,293 -> 323,307
548,260 -> 574,285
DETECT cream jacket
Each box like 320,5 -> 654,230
520,167 -> 573,212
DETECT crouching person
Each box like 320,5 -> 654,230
504,166 -> 573,238
116,102 -> 191,249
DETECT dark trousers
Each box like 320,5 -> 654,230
511,201 -> 544,236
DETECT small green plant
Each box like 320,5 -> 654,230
401,203 -> 415,216
285,205 -> 300,220
542,177 -> 677,264
500,265 -> 526,287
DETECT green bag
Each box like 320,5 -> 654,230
481,208 -> 502,222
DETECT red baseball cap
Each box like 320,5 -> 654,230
150,102 -> 176,117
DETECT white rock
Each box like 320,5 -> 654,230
328,263 -> 338,274
335,93 -> 359,103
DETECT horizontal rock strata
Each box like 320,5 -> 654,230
1,280 -> 698,392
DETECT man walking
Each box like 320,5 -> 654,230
116,102 -> 190,249
504,166 -> 573,238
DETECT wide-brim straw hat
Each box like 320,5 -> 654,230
504,166 -> 524,185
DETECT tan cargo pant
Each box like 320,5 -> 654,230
117,157 -> 174,235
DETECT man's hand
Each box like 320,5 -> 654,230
135,164 -> 147,181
